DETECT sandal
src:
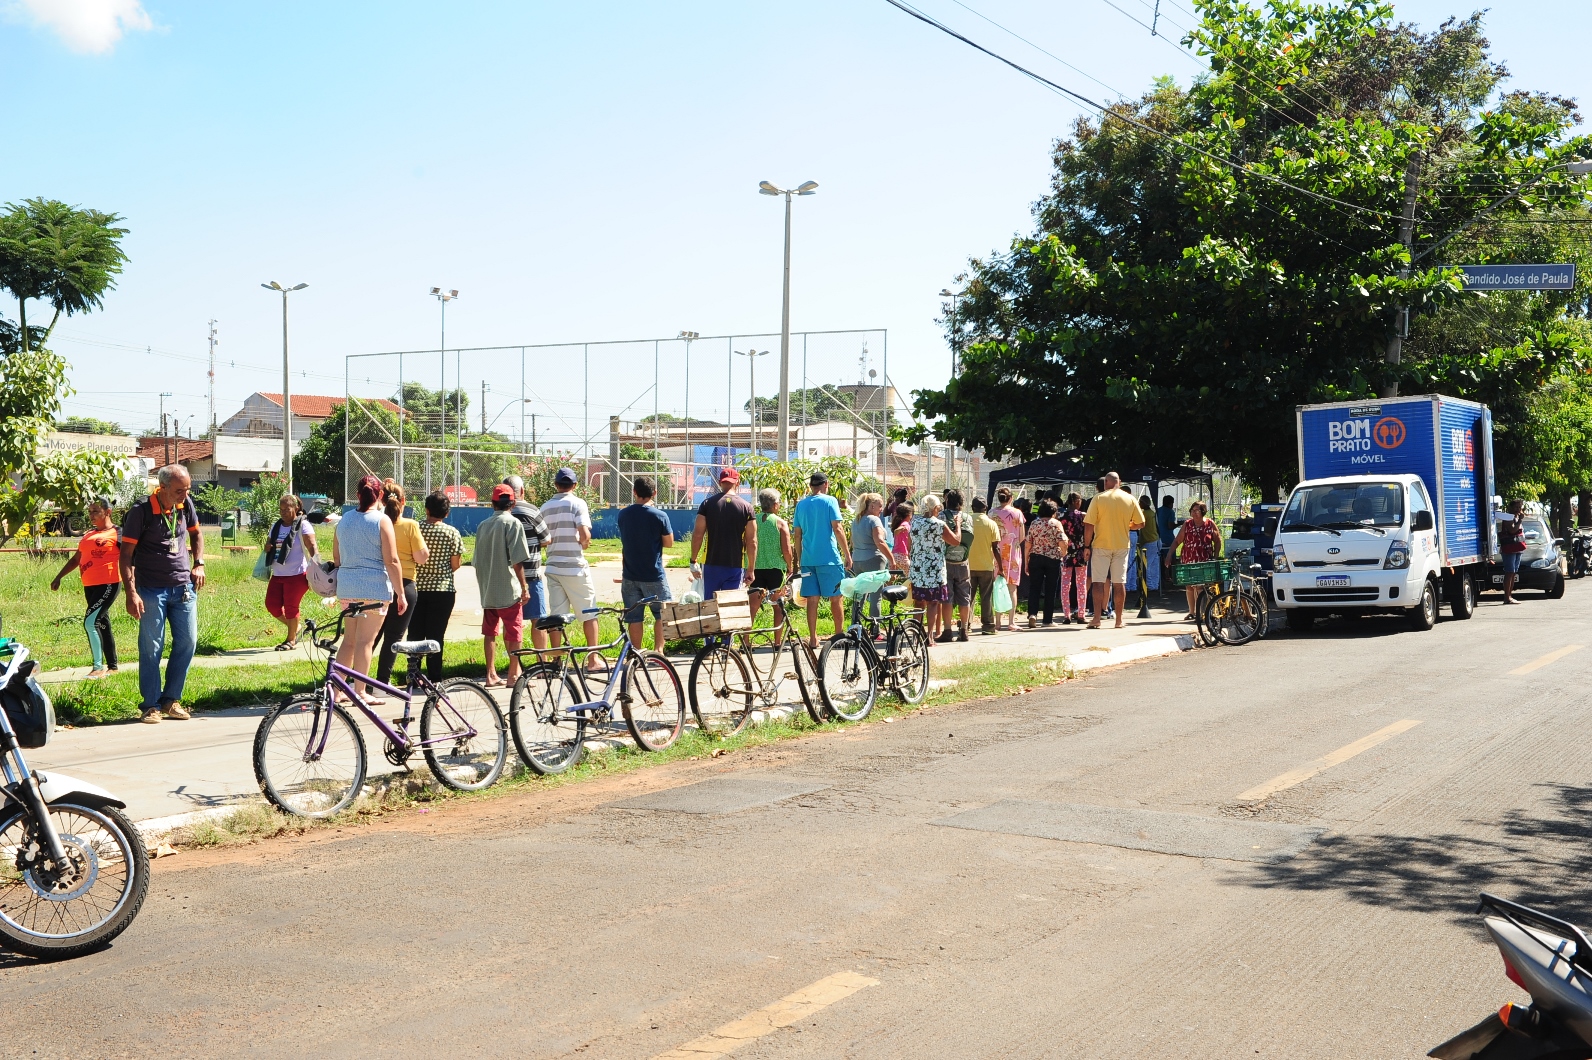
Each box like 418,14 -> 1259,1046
274,641 -> 296,651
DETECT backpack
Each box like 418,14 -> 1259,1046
944,511 -> 972,564
2,660 -> 54,749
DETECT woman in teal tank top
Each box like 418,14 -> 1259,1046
750,489 -> 793,644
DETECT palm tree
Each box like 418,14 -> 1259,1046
0,198 -> 129,353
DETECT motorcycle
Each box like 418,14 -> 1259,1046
1430,893 -> 1592,1059
0,633 -> 149,958
1570,531 -> 1592,580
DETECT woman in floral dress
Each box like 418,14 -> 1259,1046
1171,499 -> 1222,621
991,487 -> 1025,631
908,494 -> 962,643
1058,492 -> 1088,623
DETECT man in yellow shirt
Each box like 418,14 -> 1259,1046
967,496 -> 1006,634
1081,471 -> 1144,629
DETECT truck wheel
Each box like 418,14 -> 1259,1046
1447,571 -> 1476,621
1284,609 -> 1315,633
1407,578 -> 1437,631
1549,574 -> 1566,600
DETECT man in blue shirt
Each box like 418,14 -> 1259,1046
790,471 -> 852,647
616,477 -> 675,649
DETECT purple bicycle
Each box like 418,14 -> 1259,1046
252,603 -> 508,818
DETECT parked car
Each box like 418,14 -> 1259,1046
1485,510 -> 1565,597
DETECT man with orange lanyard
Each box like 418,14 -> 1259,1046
119,465 -> 207,724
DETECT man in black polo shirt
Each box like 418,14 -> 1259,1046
120,464 -> 206,724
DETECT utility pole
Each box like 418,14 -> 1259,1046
481,381 -> 489,435
159,391 -> 172,467
1383,154 -> 1422,398
207,320 -> 217,441
758,180 -> 818,461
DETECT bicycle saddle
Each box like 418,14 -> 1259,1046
881,584 -> 909,602
535,613 -> 574,632
389,639 -> 440,655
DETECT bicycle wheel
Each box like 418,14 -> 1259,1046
1210,589 -> 1264,646
0,801 -> 150,959
818,633 -> 878,722
509,663 -> 587,775
789,639 -> 826,724
253,693 -> 367,818
689,643 -> 755,735
891,620 -> 931,704
422,679 -> 508,791
623,651 -> 686,751
1194,587 -> 1222,648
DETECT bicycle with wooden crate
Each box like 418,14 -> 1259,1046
686,582 -> 827,735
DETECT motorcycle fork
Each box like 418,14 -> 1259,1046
2,744 -> 70,867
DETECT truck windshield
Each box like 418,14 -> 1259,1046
1281,482 -> 1405,530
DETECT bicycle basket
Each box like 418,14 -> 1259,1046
2,661 -> 54,749
1171,559 -> 1229,589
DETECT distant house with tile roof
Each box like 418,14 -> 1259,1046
218,392 -> 401,443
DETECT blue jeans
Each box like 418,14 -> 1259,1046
138,584 -> 197,709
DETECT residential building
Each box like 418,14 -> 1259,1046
218,392 -> 401,443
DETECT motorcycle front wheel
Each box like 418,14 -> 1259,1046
0,800 -> 150,958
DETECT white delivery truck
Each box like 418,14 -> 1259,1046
1271,395 -> 1495,632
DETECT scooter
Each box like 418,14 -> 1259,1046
1430,893 -> 1592,1059
0,633 -> 149,958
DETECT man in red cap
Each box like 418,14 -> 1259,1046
690,465 -> 757,599
476,483 -> 532,687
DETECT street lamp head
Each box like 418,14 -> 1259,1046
430,287 -> 441,295
262,281 -> 281,291
939,289 -> 955,297
289,283 -> 308,291
678,330 -> 700,341
758,181 -> 781,196
795,181 -> 819,195
450,290 -> 458,298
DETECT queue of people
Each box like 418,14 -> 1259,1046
52,463 -> 1228,724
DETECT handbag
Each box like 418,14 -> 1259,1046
991,575 -> 1013,614
1500,517 -> 1527,554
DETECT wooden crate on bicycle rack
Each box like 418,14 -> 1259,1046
659,599 -> 714,640
711,589 -> 753,632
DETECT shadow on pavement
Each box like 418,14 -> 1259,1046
1237,783 -> 1592,921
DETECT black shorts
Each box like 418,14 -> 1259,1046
751,569 -> 786,592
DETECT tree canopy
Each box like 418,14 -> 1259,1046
0,199 -> 128,353
910,1 -> 1592,500
56,416 -> 124,436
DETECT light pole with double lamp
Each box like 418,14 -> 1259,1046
940,287 -> 962,377
260,281 -> 308,490
734,349 -> 771,457
758,179 -> 817,461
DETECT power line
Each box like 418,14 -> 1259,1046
881,0 -> 1395,225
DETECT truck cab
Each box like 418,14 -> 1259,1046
1271,473 -> 1445,631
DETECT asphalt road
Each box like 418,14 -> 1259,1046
5,583 -> 1586,1058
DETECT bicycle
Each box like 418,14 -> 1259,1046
252,603 -> 508,818
687,582 -> 826,735
1198,558 -> 1271,646
817,580 -> 931,722
506,601 -> 685,775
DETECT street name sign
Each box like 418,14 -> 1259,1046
1457,264 -> 1576,291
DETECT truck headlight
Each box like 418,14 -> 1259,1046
1384,544 -> 1410,569
1272,546 -> 1290,573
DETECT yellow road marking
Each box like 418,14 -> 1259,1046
1510,645 -> 1583,676
653,971 -> 879,1059
1236,719 -> 1423,803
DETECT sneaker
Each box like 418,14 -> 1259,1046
162,702 -> 191,721
935,631 -> 953,643
140,709 -> 161,724
957,630 -> 969,643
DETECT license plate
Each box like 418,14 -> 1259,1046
1315,575 -> 1351,588
1492,575 -> 1505,584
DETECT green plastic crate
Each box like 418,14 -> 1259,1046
1171,558 -> 1229,588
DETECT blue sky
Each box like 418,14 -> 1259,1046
5,0 -> 1591,447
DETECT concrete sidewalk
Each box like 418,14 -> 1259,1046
29,592 -> 1197,827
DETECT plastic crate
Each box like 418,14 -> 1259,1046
1171,558 -> 1229,588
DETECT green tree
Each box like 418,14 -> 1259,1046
910,3 -> 1591,500
734,454 -> 863,526
393,381 -> 469,437
55,416 -> 123,435
192,482 -> 249,521
0,199 -> 129,353
245,473 -> 290,542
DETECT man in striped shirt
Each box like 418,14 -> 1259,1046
539,467 -> 600,659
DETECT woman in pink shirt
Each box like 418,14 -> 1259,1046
991,487 -> 1025,631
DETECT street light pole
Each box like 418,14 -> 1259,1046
735,349 -> 770,456
760,180 -> 818,461
430,288 -> 458,440
679,330 -> 699,462
260,281 -> 308,489
940,287 -> 962,377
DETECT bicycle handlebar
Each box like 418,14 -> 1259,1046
582,595 -> 657,617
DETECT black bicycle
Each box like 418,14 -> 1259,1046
817,581 -> 931,722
